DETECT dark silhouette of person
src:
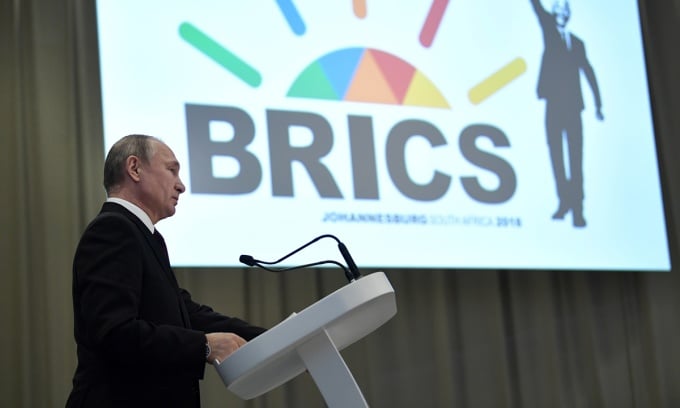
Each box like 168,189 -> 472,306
530,0 -> 604,227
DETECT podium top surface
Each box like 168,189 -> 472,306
214,271 -> 397,399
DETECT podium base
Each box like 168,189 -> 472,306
297,328 -> 368,408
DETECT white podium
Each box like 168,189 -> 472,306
214,271 -> 397,407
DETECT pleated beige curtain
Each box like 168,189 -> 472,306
2,0 -> 680,407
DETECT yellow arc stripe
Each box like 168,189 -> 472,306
468,57 -> 527,105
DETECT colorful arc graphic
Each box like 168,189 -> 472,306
179,2 -> 525,106
287,47 -> 450,109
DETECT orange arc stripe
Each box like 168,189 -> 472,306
353,0 -> 367,19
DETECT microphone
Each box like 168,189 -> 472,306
239,254 -> 257,267
239,234 -> 362,282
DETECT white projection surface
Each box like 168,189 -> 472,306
96,0 -> 670,271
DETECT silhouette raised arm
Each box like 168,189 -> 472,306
530,0 -> 548,18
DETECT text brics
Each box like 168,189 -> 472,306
185,103 -> 517,203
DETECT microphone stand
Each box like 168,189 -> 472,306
240,234 -> 362,283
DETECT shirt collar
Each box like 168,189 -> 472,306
106,197 -> 155,233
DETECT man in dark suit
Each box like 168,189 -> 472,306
530,0 -> 604,227
66,134 -> 266,407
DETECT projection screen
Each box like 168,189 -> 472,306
95,0 -> 670,270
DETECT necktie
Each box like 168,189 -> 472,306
153,229 -> 171,268
153,229 -> 191,327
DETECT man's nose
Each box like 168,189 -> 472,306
177,179 -> 186,194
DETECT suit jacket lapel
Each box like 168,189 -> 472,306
100,203 -> 192,328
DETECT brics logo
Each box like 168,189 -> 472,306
289,47 -> 448,109
178,2 -> 520,203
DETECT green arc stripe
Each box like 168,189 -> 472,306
179,22 -> 262,87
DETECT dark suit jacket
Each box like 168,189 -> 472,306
66,202 -> 265,408
532,0 -> 602,113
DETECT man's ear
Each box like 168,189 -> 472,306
126,155 -> 142,182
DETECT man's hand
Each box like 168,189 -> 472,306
205,332 -> 247,365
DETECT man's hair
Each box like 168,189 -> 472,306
103,134 -> 160,194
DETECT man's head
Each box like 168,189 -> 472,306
104,134 -> 186,223
552,0 -> 571,28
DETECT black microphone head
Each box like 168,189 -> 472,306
338,242 -> 361,280
239,254 -> 256,266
